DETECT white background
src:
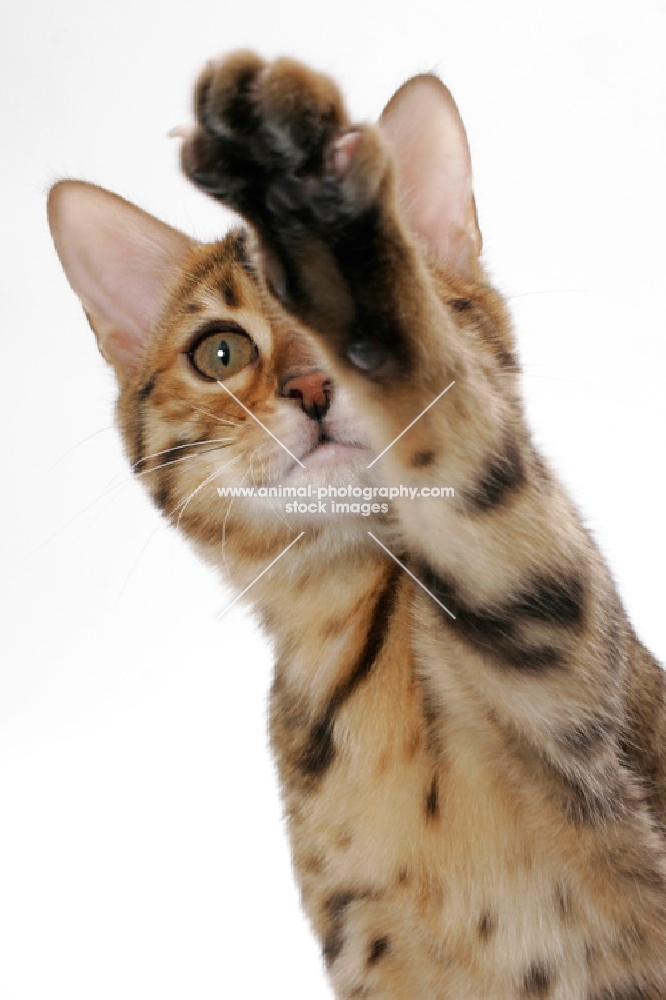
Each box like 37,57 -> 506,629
1,1 -> 665,997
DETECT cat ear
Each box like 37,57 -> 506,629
47,181 -> 193,380
379,75 -> 482,276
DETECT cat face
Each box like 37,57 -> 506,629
118,226 -> 378,547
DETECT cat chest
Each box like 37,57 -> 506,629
271,637 -> 593,995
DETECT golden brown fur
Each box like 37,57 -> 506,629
48,53 -> 666,999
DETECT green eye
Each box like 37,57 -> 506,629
190,326 -> 258,381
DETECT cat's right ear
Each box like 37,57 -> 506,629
47,181 -> 193,382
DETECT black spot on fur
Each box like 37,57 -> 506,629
419,676 -> 444,756
233,228 -> 251,266
421,686 -> 439,730
322,891 -> 367,968
132,376 -> 157,470
585,942 -> 598,969
465,435 -> 525,511
300,568 -> 401,778
412,449 -> 435,468
412,563 -> 584,672
185,302 -> 202,313
425,774 -> 439,820
137,375 -> 156,400
478,912 -> 495,940
302,715 -> 336,776
497,349 -> 518,368
154,482 -> 171,511
554,882 -> 571,920
522,962 -> 553,997
302,853 -> 325,874
559,768 -> 626,826
515,574 -> 584,626
450,297 -> 473,311
133,420 -> 146,472
220,274 -> 240,308
558,716 -> 612,759
151,441 -> 196,513
161,439 -> 191,467
367,935 -> 390,966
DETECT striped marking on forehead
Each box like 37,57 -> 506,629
177,228 -> 259,307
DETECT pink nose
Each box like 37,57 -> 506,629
281,370 -> 332,419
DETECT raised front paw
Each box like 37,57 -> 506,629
181,52 -> 392,335
182,52 -> 387,228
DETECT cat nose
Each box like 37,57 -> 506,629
280,370 -> 333,421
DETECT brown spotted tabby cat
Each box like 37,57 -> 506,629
48,52 -> 666,998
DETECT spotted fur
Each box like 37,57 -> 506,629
48,53 -> 666,999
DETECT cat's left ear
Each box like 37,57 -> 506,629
48,180 -> 193,381
379,75 -> 482,277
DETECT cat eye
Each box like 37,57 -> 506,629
189,324 -> 258,381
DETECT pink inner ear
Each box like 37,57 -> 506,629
379,75 -> 481,274
48,181 -> 193,379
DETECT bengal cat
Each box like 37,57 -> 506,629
47,52 -> 666,999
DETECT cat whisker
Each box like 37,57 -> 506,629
507,288 -> 589,301
132,437 -> 235,471
135,442 -> 234,479
17,475 -> 134,566
221,467 -> 250,575
48,425 -> 116,471
117,452 -> 244,602
172,452 -> 244,532
108,440 -> 236,493
254,447 -> 291,529
23,441 -> 239,565
115,519 -> 168,606
494,370 -> 617,387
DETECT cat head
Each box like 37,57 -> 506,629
47,72 -> 490,567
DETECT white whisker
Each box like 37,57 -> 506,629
48,425 -> 116,471
18,477 -> 131,566
221,467 -> 249,576
134,442 -> 233,480
20,441 -> 236,566
118,451 -> 244,601
131,437 -> 235,471
507,288 -> 589,301
115,520 -> 167,606
173,452 -> 244,531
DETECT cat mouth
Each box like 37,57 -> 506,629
302,440 -> 367,467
